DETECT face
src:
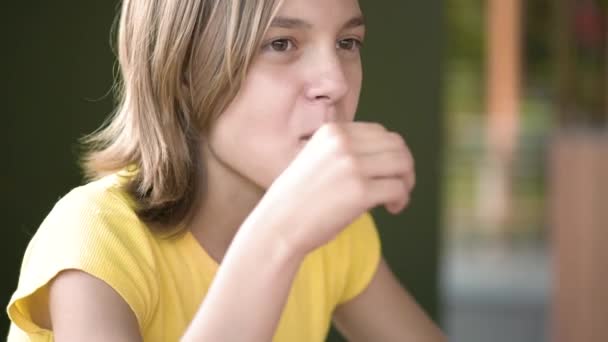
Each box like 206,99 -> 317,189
207,0 -> 364,190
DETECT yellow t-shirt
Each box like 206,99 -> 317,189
7,172 -> 381,341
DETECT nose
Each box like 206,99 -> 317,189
305,50 -> 349,106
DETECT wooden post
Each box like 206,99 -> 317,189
487,0 -> 522,148
478,0 -> 522,232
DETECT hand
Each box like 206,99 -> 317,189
252,121 -> 415,256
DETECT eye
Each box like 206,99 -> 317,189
337,38 -> 363,51
263,38 -> 296,52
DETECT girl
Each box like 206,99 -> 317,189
7,0 -> 445,340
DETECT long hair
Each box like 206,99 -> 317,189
81,0 -> 283,231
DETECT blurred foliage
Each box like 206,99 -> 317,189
524,0 -> 555,92
442,0 -> 555,242
445,0 -> 485,66
446,0 -> 607,127
444,0 -> 485,115
556,0 -> 607,126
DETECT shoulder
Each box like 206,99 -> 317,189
8,172 -> 159,338
22,172 -> 155,267
29,172 -> 151,255
27,170 -> 158,288
44,172 -> 138,230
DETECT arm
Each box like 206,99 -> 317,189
333,258 -> 446,342
183,122 -> 415,341
181,216 -> 305,341
45,219 -> 305,342
46,122 -> 414,341
48,270 -> 143,342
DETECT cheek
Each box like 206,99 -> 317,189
227,69 -> 301,146
240,71 -> 299,125
344,63 -> 363,120
208,68 -> 303,187
225,66 -> 298,127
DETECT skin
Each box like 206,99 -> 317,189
45,0 -> 446,340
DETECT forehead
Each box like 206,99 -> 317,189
273,0 -> 363,26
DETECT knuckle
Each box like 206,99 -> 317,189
370,122 -> 386,131
403,153 -> 414,171
402,193 -> 411,207
407,153 -> 416,172
390,132 -> 406,146
403,168 -> 416,191
397,181 -> 408,197
410,168 -> 417,188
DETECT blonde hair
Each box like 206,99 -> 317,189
82,0 -> 283,231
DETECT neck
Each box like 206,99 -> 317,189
187,143 -> 265,263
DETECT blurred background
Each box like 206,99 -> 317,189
441,0 -> 607,341
3,1 -> 607,341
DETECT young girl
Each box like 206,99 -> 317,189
7,0 -> 445,340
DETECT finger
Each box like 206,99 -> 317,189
365,178 -> 409,212
380,182 -> 411,214
345,121 -> 387,135
359,150 -> 415,190
317,122 -> 408,156
351,131 -> 408,156
315,121 -> 385,142
338,122 -> 387,144
385,191 -> 411,214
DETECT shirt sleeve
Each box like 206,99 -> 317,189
336,212 -> 382,305
6,184 -> 158,340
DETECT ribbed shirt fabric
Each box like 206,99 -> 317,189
7,172 -> 381,341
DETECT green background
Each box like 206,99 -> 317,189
3,1 -> 443,339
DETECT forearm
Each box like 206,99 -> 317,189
181,214 -> 304,341
333,259 -> 446,342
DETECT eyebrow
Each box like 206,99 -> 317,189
270,15 -> 365,30
341,16 -> 365,30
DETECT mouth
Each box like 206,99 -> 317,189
299,133 -> 316,145
300,128 -> 319,141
